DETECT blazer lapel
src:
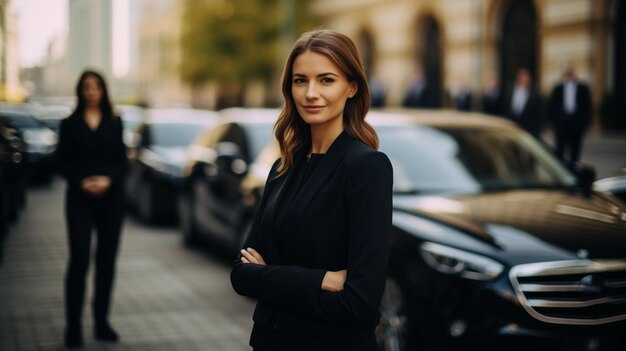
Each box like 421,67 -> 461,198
261,150 -> 307,264
281,132 -> 354,260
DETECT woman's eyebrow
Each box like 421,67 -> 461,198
293,72 -> 340,78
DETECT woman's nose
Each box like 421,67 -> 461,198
305,83 -> 319,99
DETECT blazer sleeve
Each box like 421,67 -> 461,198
57,118 -> 84,187
231,151 -> 394,326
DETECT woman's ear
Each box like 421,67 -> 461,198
348,82 -> 358,98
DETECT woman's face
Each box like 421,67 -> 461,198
291,50 -> 356,130
82,75 -> 103,107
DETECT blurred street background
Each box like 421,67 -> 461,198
2,0 -> 626,350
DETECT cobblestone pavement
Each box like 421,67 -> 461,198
0,177 -> 256,351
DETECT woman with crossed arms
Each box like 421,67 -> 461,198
231,29 -> 393,350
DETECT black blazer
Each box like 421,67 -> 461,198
57,114 -> 127,193
231,132 -> 393,349
549,81 -> 592,130
505,87 -> 544,137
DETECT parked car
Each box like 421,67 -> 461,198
0,103 -> 57,182
178,108 -> 277,249
594,166 -> 626,205
125,108 -> 218,223
0,117 -> 26,229
32,103 -> 72,135
116,104 -> 146,148
233,109 -> 626,350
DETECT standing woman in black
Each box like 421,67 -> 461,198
58,70 -> 127,348
231,30 -> 393,350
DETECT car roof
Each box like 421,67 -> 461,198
367,108 -> 517,131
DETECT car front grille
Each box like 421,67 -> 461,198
509,260 -> 626,325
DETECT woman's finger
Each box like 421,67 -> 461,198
241,256 -> 250,263
240,249 -> 257,264
246,248 -> 266,265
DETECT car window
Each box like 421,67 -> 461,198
0,114 -> 42,129
242,123 -> 274,162
377,125 -> 577,194
149,122 -> 208,147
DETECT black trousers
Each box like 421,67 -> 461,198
64,187 -> 125,328
554,120 -> 585,163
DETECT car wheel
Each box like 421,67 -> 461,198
376,276 -> 411,351
180,189 -> 198,247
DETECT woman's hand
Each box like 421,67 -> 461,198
81,176 -> 112,196
321,270 -> 347,292
240,247 -> 266,265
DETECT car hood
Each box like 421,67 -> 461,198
394,189 -> 626,265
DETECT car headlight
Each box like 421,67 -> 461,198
419,242 -> 504,281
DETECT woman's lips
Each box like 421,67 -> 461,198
303,105 -> 325,113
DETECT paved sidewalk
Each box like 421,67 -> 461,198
0,178 -> 255,351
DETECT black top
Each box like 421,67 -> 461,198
274,153 -> 324,257
57,114 -> 128,191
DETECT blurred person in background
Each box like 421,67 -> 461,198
57,70 -> 128,348
481,70 -> 504,117
549,61 -> 592,163
369,75 -> 388,108
449,78 -> 472,112
402,64 -> 437,108
506,68 -> 544,138
231,29 -> 393,351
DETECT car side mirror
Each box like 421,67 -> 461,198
574,162 -> 596,196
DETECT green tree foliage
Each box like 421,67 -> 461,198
181,0 -> 317,86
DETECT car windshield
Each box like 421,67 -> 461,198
377,124 -> 577,194
243,123 -> 275,161
150,123 -> 207,147
0,114 -> 42,129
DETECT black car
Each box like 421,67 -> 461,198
178,108 -> 277,250
594,167 -> 626,205
125,108 -> 218,223
0,118 -> 26,231
237,109 -> 626,350
0,103 -> 58,182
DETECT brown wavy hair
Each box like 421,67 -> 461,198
274,29 -> 378,175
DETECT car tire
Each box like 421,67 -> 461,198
376,276 -> 412,351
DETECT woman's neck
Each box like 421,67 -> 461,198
85,105 -> 101,116
309,121 -> 343,154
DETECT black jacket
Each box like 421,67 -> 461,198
231,132 -> 393,349
505,87 -> 544,137
57,114 -> 127,192
549,80 -> 592,130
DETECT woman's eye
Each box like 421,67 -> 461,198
321,78 -> 334,84
293,78 -> 306,85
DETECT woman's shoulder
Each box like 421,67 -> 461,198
344,138 -> 390,166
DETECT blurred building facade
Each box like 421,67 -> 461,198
136,0 -> 192,108
69,0 -> 113,81
311,0 -> 623,129
0,0 -> 25,101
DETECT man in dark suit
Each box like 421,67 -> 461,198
403,65 -> 438,108
549,62 -> 592,163
506,68 -> 544,138
481,71 -> 504,117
